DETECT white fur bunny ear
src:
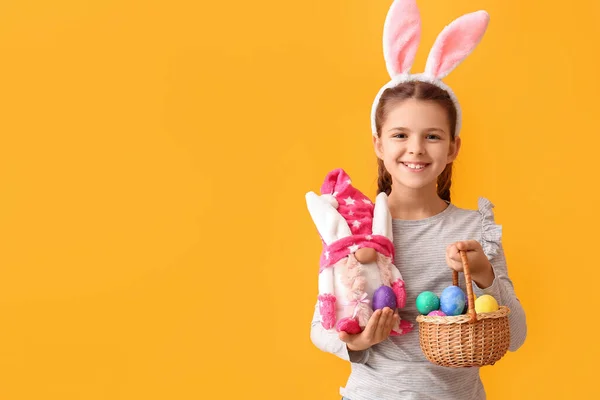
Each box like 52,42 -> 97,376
371,192 -> 393,242
305,192 -> 352,245
424,10 -> 490,80
383,0 -> 421,78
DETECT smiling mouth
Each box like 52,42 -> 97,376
401,162 -> 430,171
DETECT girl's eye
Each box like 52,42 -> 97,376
393,133 -> 408,139
426,134 -> 441,140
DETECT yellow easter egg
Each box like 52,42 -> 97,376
474,294 -> 499,313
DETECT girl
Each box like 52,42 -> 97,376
309,1 -> 527,399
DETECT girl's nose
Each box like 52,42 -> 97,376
408,138 -> 425,155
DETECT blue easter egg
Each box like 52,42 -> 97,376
440,286 -> 467,316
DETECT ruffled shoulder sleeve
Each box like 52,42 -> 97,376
478,197 -> 503,260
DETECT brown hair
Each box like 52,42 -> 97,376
375,81 -> 457,202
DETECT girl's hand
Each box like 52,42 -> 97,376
338,307 -> 398,352
446,240 -> 495,289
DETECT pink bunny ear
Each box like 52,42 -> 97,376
424,10 -> 490,80
383,0 -> 421,77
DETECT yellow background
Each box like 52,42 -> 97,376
0,0 -> 598,398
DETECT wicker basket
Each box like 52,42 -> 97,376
415,250 -> 510,368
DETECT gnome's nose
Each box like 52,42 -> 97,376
355,247 -> 377,264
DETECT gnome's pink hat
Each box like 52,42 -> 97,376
305,169 -> 395,271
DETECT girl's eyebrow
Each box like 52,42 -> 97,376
387,127 -> 446,133
388,126 -> 409,132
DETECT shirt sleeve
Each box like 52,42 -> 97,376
310,300 -> 370,364
473,197 -> 528,352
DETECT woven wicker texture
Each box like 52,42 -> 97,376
415,250 -> 511,367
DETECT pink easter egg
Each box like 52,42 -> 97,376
427,310 -> 446,316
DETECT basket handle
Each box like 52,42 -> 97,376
453,250 -> 477,324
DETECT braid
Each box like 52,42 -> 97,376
437,163 -> 453,202
377,159 -> 392,195
344,254 -> 372,327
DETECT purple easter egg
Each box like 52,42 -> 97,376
427,310 -> 447,316
372,285 -> 397,310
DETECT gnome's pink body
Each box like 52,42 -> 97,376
306,169 -> 412,336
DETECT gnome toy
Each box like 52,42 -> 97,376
306,168 -> 412,335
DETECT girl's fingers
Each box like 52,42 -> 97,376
339,331 -> 351,343
364,309 -> 382,341
446,253 -> 462,271
374,308 -> 391,340
456,240 -> 480,251
446,244 -> 459,259
385,311 -> 396,333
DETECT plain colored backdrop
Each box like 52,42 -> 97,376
1,0 -> 598,399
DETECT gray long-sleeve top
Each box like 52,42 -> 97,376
310,198 -> 527,400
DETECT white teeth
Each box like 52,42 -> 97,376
404,163 -> 425,170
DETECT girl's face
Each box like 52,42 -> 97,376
374,98 -> 460,193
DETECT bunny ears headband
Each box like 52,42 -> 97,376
370,0 -> 490,137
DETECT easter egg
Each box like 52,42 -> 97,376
440,286 -> 467,316
475,294 -> 499,313
427,310 -> 446,316
372,285 -> 397,310
416,291 -> 440,315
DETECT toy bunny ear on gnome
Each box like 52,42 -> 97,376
305,191 -> 352,331
372,191 -> 408,315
